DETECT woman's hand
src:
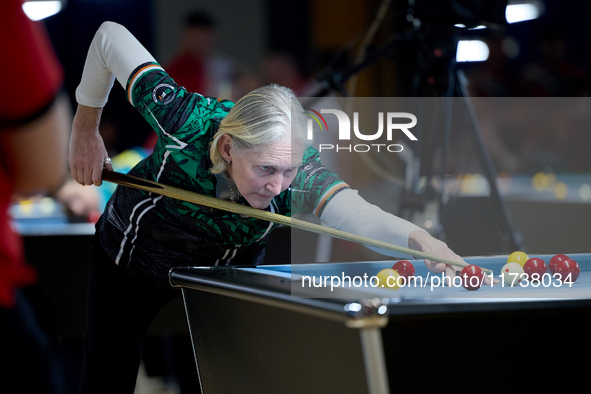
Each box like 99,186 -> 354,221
408,230 -> 497,286
69,104 -> 112,186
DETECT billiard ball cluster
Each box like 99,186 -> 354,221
500,252 -> 580,285
376,260 -> 416,289
461,251 -> 581,291
378,253 -> 581,292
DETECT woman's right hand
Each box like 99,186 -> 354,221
69,104 -> 112,186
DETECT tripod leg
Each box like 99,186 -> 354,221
455,70 -> 523,252
436,67 -> 457,241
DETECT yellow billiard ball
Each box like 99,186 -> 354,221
507,251 -> 529,267
377,268 -> 401,289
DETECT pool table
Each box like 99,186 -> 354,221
170,254 -> 591,394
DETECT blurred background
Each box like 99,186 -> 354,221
9,0 -> 591,393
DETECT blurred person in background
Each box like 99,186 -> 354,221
521,25 -> 588,97
166,11 -> 234,99
261,51 -> 321,96
513,25 -> 590,172
466,32 -> 522,97
0,0 -> 69,392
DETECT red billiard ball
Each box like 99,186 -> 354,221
549,254 -> 569,275
523,258 -> 548,281
392,260 -> 415,283
460,265 -> 485,291
554,259 -> 580,283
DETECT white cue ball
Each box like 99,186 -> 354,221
500,262 -> 524,286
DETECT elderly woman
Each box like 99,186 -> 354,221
70,22 -> 468,393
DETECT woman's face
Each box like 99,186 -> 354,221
225,134 -> 303,209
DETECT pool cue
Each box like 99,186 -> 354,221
102,170 -> 492,274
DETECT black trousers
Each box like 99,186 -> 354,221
79,242 -> 181,394
0,290 -> 64,394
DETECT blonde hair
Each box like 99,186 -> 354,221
209,84 -> 307,174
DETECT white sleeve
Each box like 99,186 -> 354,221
75,21 -> 156,108
320,188 -> 428,258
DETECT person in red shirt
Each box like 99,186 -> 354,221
165,11 -> 234,98
0,0 -> 69,391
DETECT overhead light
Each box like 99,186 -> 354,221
454,24 -> 487,30
22,1 -> 64,21
506,1 -> 544,24
454,1 -> 544,29
456,40 -> 490,62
